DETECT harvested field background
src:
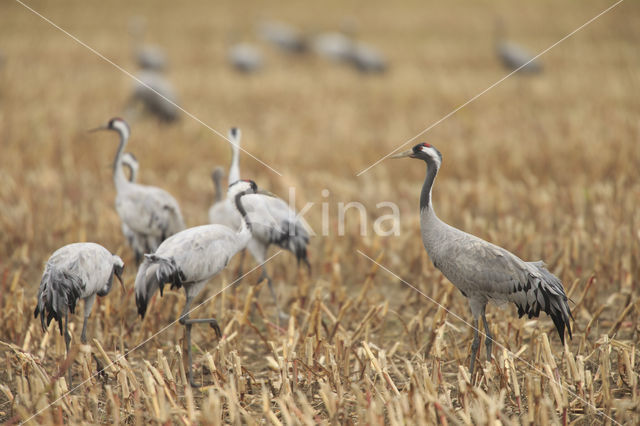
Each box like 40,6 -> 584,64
1,0 -> 639,424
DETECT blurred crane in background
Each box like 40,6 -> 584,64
258,20 -> 307,54
495,19 -> 542,73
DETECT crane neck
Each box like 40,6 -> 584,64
234,191 -> 252,232
213,173 -> 223,203
228,143 -> 240,186
113,128 -> 130,190
420,160 -> 439,214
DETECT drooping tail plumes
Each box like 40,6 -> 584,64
512,261 -> 573,344
34,267 -> 84,336
135,253 -> 185,318
275,219 -> 311,272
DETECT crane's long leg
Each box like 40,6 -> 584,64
64,310 -> 72,387
259,268 -> 287,321
235,248 -> 246,281
178,293 -> 222,388
81,316 -> 89,344
469,318 -> 480,375
482,309 -> 493,362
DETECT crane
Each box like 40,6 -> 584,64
128,70 -> 180,122
228,41 -> 264,73
119,152 -> 147,264
390,143 -> 572,375
129,16 -> 168,72
495,19 -> 542,73
208,128 -> 311,318
135,180 -> 257,387
92,118 -> 185,260
211,166 -> 225,204
208,128 -> 242,230
258,20 -> 307,54
34,242 -> 124,384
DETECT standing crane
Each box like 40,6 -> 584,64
34,242 -> 124,384
208,128 -> 242,230
390,143 -> 572,375
92,118 -> 185,261
119,152 -> 147,264
135,180 -> 257,387
208,128 -> 311,318
211,166 -> 225,204
495,19 -> 542,73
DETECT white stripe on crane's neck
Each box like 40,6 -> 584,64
227,127 -> 241,186
418,145 -> 442,213
112,120 -> 131,191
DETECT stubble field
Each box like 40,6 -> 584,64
1,0 -> 639,424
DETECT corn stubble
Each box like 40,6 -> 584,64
1,0 -> 639,423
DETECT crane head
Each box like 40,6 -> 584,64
389,143 -> 442,168
89,117 -> 130,137
113,256 -> 126,293
228,179 -> 258,198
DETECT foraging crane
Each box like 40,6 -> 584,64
311,32 -> 354,63
135,180 -> 257,387
208,128 -> 311,318
119,152 -> 147,264
128,71 -> 180,122
34,243 -> 124,384
92,118 -> 185,260
350,42 -> 387,73
258,21 -> 307,53
390,143 -> 572,375
495,19 -> 541,73
228,42 -> 264,73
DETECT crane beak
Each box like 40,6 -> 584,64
389,149 -> 414,159
88,125 -> 107,133
115,269 -> 125,293
257,189 -> 277,197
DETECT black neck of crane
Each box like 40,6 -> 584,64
234,191 -> 251,229
420,160 -> 438,212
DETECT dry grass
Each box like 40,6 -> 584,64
1,0 -> 639,424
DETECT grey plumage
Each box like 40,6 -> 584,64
92,118 -> 185,264
391,143 -> 571,374
258,21 -> 307,53
34,242 -> 124,384
211,166 -> 225,203
135,180 -> 257,387
228,42 -> 264,73
208,127 -> 311,318
495,20 -> 542,73
128,71 -> 179,122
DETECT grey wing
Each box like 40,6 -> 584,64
117,185 -> 184,239
159,225 -> 242,282
243,194 -> 310,266
436,235 -> 532,301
